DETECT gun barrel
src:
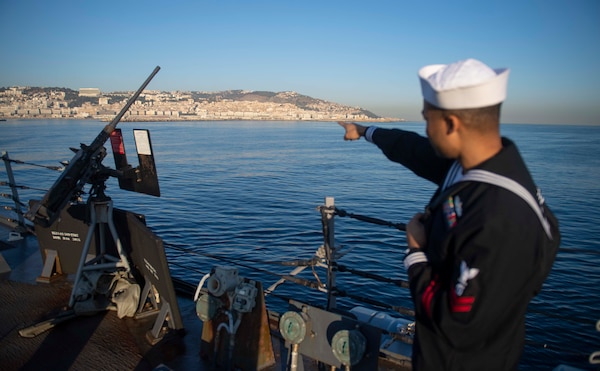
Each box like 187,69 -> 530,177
90,66 -> 161,151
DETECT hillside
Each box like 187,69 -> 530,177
0,86 -> 400,122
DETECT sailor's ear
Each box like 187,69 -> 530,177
444,114 -> 462,135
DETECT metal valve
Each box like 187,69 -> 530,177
207,266 -> 241,297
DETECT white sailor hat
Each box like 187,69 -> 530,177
419,58 -> 510,109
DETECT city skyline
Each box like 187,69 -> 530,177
1,85 -> 397,122
1,0 -> 598,125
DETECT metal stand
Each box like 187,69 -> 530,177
36,249 -> 64,283
135,276 -> 177,344
69,195 -> 131,308
20,193 -> 132,338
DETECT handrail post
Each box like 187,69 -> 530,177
320,196 -> 336,310
1,151 -> 26,232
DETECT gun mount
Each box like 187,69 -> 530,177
21,66 -> 183,344
26,66 -> 161,227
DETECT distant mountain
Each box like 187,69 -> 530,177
189,90 -> 381,118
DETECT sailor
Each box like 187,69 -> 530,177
338,58 -> 560,370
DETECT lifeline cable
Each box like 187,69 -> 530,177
334,262 -> 410,288
2,205 -> 25,215
165,242 -> 323,290
166,241 -> 320,267
0,215 -> 18,224
335,207 -> 406,231
0,181 -> 49,192
555,246 -> 600,255
334,206 -> 598,255
0,193 -> 26,206
2,157 -> 64,171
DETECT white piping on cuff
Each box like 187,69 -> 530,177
404,251 -> 428,270
365,126 -> 377,143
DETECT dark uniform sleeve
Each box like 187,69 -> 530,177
371,127 -> 453,185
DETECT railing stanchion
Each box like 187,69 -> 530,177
321,196 -> 336,311
1,151 -> 26,232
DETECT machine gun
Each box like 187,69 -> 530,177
19,66 -> 185,341
26,66 -> 161,227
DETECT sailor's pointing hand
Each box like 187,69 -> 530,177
338,121 -> 366,141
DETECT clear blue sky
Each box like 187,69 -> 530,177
1,0 -> 598,124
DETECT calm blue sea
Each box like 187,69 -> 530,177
1,120 -> 599,370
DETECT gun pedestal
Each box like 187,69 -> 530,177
69,192 -> 132,309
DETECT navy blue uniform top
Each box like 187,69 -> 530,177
368,127 -> 560,371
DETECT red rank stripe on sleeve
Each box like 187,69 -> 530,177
422,276 -> 440,318
450,288 -> 475,313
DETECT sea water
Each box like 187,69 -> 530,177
1,119 -> 598,370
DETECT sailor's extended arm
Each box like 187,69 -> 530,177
338,121 -> 451,184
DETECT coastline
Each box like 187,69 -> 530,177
0,87 -> 404,123
0,116 -> 403,123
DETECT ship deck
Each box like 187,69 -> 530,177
0,228 -> 411,371
0,233 -> 194,370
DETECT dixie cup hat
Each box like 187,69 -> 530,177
419,58 -> 510,109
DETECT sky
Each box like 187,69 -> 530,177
0,0 -> 598,125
